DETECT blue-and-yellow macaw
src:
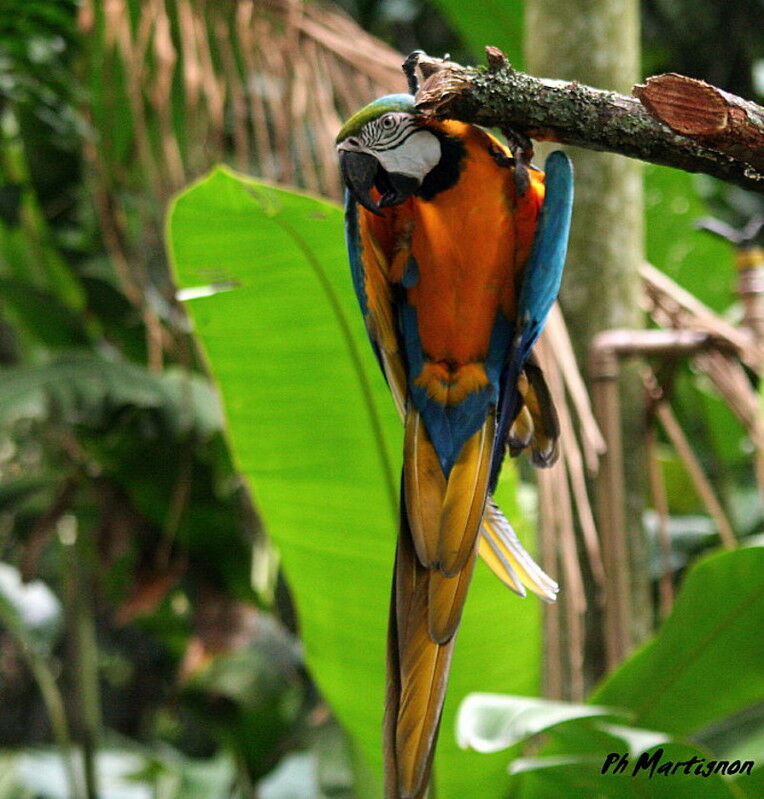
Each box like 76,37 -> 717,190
337,89 -> 573,799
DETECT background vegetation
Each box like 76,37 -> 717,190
0,0 -> 761,797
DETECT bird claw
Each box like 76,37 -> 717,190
489,146 -> 515,169
501,127 -> 534,197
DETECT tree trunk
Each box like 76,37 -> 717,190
525,0 -> 650,688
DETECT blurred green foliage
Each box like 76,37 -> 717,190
0,1 -> 329,796
0,0 -> 762,797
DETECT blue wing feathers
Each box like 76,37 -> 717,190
344,188 -> 388,376
516,150 -> 574,362
344,189 -> 370,318
490,151 -> 574,487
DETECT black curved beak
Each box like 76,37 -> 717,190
339,150 -> 384,216
339,150 -> 421,216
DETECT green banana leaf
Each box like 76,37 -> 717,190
452,546 -> 764,799
591,546 -> 764,735
167,167 -> 543,798
450,546 -> 764,799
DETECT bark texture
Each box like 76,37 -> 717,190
634,73 -> 764,174
414,60 -> 764,193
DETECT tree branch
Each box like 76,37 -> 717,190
412,49 -> 764,193
634,73 -> 764,175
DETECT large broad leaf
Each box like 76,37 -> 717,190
590,546 -> 764,736
454,547 -> 764,797
167,167 -> 542,798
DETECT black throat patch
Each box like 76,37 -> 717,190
417,129 -> 466,201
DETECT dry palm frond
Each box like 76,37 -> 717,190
641,261 -> 764,498
535,317 -> 606,699
80,0 -> 404,202
587,261 -> 762,656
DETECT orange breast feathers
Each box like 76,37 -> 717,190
370,122 -> 543,361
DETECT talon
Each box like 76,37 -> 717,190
489,146 -> 515,169
499,127 -> 534,197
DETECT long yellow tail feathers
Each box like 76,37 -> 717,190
389,413 -> 496,797
437,414 -> 495,576
428,549 -> 477,644
403,409 -> 446,568
386,516 -> 455,799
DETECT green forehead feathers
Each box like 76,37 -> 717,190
336,94 -> 417,143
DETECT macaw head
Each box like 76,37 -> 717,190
336,94 -> 443,216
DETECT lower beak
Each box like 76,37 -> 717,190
339,150 -> 384,216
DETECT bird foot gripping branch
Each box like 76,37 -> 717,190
336,50 -> 573,799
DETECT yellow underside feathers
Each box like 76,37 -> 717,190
413,361 -> 490,406
437,414 -> 494,575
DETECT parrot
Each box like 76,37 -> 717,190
336,87 -> 573,799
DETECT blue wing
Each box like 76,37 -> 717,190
489,150 -> 574,486
343,189 -> 408,418
344,189 -> 376,350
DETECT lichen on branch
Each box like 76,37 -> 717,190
412,49 -> 764,193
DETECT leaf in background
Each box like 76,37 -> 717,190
0,279 -> 89,348
456,694 -> 621,753
0,562 -> 62,656
167,167 -> 542,799
258,752 -> 318,799
459,548 -> 764,797
181,612 -> 310,782
0,351 -> 223,437
428,0 -> 525,68
644,165 -> 732,313
590,547 -> 764,736
0,746 -> 236,799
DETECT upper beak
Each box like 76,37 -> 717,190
338,150 -> 384,217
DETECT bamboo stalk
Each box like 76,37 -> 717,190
537,467 -> 563,699
542,340 -> 588,698
641,261 -> 761,369
0,587 -> 83,797
60,517 -> 102,799
645,424 -> 674,619
152,0 -> 186,189
555,458 -> 586,701
653,399 -> 737,548
543,306 -> 606,473
590,355 -> 632,669
216,14 -> 250,172
536,334 -> 605,592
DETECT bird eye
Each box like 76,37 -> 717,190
381,115 -> 396,130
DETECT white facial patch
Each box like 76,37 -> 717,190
374,128 -> 442,182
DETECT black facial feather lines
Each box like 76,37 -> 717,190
362,113 -> 419,152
